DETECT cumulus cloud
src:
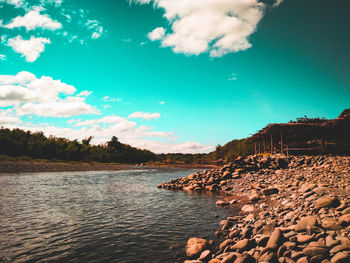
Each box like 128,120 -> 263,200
137,0 -> 266,57
7,36 -> 51,62
128,111 -> 160,120
0,71 -> 98,117
147,27 -> 165,41
0,54 -> 6,60
3,9 -> 62,30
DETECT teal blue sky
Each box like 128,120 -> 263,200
0,0 -> 349,153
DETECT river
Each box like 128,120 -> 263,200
0,168 -> 238,262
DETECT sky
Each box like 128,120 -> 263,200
0,0 -> 349,153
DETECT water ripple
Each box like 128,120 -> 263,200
0,169 -> 237,262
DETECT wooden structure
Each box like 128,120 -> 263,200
250,109 -> 350,155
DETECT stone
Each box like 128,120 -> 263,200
295,216 -> 318,232
244,214 -> 255,222
186,237 -> 207,258
338,214 -> 350,225
266,229 -> 284,248
326,236 -> 340,248
216,200 -> 229,206
297,234 -> 315,243
331,251 -> 350,263
330,245 -> 350,255
232,239 -> 255,252
199,250 -> 212,262
303,247 -> 329,258
221,253 -> 238,263
242,205 -> 255,213
262,187 -> 279,196
258,222 -> 276,235
315,197 -> 340,209
234,253 -> 256,263
220,239 -> 234,251
299,183 -> 316,193
258,251 -> 278,263
322,220 -> 343,230
296,257 -> 309,263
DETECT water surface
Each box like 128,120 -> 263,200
0,168 -> 238,262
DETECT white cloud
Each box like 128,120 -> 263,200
102,96 -> 122,102
0,0 -> 25,8
7,36 -> 51,62
159,101 -> 165,105
0,109 -> 20,125
77,90 -> 92,96
147,27 -> 165,41
273,0 -> 284,7
0,71 -> 98,117
0,54 -> 6,60
86,19 -> 104,39
128,111 -> 160,120
136,0 -> 265,57
3,9 -> 62,30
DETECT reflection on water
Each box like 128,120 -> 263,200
0,168 -> 238,262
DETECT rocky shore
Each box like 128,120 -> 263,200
158,155 -> 350,263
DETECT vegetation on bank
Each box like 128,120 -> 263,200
0,109 -> 348,165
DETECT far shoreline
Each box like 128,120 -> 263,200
0,160 -> 217,174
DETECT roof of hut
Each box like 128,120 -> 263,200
250,109 -> 350,142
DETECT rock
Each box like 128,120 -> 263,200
186,237 -> 207,258
199,250 -> 212,262
295,216 -> 318,232
249,193 -> 260,202
217,200 -> 229,206
342,207 -> 350,215
258,251 -> 278,263
297,234 -> 314,244
221,253 -> 238,263
303,247 -> 329,257
326,236 -> 340,248
310,255 -> 325,263
244,214 -> 255,222
322,220 -> 343,230
330,245 -> 350,255
232,239 -> 256,252
331,251 -> 350,263
235,253 -> 256,263
299,183 -> 316,193
315,197 -> 340,209
338,214 -> 350,225
258,222 -> 276,235
220,239 -> 234,251
262,187 -> 279,196
296,257 -> 309,263
266,228 -> 284,248
241,205 -> 255,213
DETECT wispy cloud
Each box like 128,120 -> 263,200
128,111 -> 160,120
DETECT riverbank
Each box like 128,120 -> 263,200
0,159 -> 215,174
158,155 -> 350,263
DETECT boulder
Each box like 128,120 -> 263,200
186,237 -> 207,258
262,187 -> 279,196
295,216 -> 318,232
315,197 -> 340,208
